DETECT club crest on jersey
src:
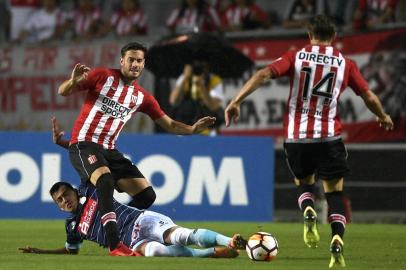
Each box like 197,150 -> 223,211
88,154 -> 97,164
131,94 -> 138,104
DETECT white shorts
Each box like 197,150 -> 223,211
129,210 -> 176,250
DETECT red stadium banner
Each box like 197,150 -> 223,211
222,28 -> 406,142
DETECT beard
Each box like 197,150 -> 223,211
122,67 -> 142,81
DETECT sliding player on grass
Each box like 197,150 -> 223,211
19,182 -> 247,258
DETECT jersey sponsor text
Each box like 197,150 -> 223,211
78,198 -> 97,235
298,51 -> 343,67
100,96 -> 131,120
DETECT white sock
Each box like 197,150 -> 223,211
144,241 -> 213,257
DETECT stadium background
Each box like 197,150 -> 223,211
1,0 -> 405,224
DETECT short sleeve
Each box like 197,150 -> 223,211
268,51 -> 295,78
139,90 -> 165,120
347,59 -> 369,95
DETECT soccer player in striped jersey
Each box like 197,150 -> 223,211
225,15 -> 394,268
19,182 -> 245,258
57,42 -> 216,255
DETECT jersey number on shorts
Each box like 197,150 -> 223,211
301,66 -> 336,105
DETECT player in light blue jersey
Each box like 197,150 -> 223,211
19,182 -> 246,258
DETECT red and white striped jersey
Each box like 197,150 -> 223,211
110,9 -> 147,36
70,68 -> 165,149
166,6 -> 221,33
268,45 -> 369,141
221,4 -> 268,28
67,8 -> 101,37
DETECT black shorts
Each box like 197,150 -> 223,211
283,139 -> 350,180
68,141 -> 145,187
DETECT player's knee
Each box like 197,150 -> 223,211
128,186 -> 156,209
90,166 -> 111,185
323,178 -> 343,193
95,173 -> 115,190
169,227 -> 193,246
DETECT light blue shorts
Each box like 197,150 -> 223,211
129,210 -> 176,250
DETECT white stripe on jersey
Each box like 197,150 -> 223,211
287,48 -> 306,138
103,90 -> 144,149
77,76 -> 114,141
313,46 -> 334,138
92,79 -> 125,146
298,45 -> 319,139
329,52 -> 345,136
101,85 -> 135,148
287,45 -> 348,140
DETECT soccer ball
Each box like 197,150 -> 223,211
245,232 -> 278,261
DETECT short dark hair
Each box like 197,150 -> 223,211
307,15 -> 336,41
121,42 -> 148,57
49,182 -> 75,196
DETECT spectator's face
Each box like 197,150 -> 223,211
52,186 -> 79,213
120,50 -> 145,80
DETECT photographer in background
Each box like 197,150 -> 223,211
169,60 -> 225,135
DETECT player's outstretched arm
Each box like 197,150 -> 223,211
18,246 -> 78,255
225,67 -> 272,127
155,115 -> 216,135
191,116 -> 217,134
58,63 -> 91,96
360,90 -> 394,131
51,117 -> 70,149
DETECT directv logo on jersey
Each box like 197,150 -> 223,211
78,199 -> 97,235
100,97 -> 131,120
298,52 -> 343,66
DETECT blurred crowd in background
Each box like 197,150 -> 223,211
1,0 -> 405,44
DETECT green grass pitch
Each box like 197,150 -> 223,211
1,220 -> 405,270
